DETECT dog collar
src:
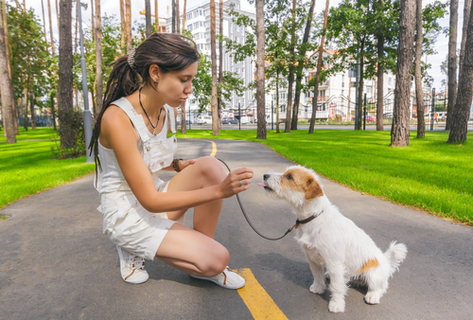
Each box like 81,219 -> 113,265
293,210 -> 324,229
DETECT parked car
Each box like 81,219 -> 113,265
221,117 -> 239,124
383,113 -> 393,119
365,115 -> 376,123
196,115 -> 212,125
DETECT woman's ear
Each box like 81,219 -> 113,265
149,64 -> 160,82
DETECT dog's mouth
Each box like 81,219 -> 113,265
257,182 -> 274,192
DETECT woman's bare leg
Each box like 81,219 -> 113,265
156,223 -> 229,277
165,156 -> 227,237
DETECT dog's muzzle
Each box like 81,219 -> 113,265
257,174 -> 274,191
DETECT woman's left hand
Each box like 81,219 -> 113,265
179,159 -> 196,171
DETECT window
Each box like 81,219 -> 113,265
188,24 -> 192,31
200,21 -> 203,27
200,9 -> 203,16
194,22 -> 198,29
195,33 -> 199,40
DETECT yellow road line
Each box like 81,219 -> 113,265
237,268 -> 288,320
208,140 -> 217,157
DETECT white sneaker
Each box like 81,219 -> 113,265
116,245 -> 149,284
190,266 -> 245,289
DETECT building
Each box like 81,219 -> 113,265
167,0 -> 255,121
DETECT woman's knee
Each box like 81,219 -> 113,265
199,245 -> 230,277
195,156 -> 227,184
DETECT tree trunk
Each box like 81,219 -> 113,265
391,0 -> 416,147
175,0 -> 180,34
145,0 -> 152,37
0,8 -> 16,143
155,0 -> 159,32
41,0 -> 48,46
459,0 -> 472,74
284,0 -> 297,133
90,0 -> 95,39
216,0 -> 222,129
55,0 -> 59,32
210,0 -> 218,136
74,0 -> 78,54
125,0 -> 132,52
356,42 -> 365,131
58,0 -> 74,148
95,0 -> 103,114
276,69 -> 280,133
171,0 -> 175,33
120,0 -> 125,52
309,0 -> 329,134
446,0 -> 458,130
415,0 -> 425,138
180,0 -> 187,133
182,0 -> 186,32
292,0 -> 316,131
448,3 -> 473,144
256,0 -> 266,139
48,0 -> 57,131
375,33 -> 384,131
3,0 -> 19,134
29,90 -> 36,129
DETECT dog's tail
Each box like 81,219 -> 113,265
384,241 -> 407,276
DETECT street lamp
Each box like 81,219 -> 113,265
78,1 -> 93,163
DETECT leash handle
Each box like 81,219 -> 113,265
218,158 -> 293,241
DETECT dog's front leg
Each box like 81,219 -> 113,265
306,255 -> 326,294
325,264 -> 348,313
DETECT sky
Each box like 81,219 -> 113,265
23,0 -> 463,91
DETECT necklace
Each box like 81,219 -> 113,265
139,87 -> 162,136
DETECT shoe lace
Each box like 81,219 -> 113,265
126,253 -> 145,271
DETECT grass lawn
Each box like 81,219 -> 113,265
0,127 -> 95,211
177,129 -> 473,226
1,126 -> 472,226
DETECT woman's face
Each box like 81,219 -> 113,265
157,61 -> 198,108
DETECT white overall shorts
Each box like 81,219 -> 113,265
96,97 -> 178,260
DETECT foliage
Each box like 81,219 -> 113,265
6,3 -> 52,107
54,109 -> 86,158
176,129 -> 473,226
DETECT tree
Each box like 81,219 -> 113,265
145,0 -> 151,37
256,0 -> 266,138
125,0 -> 131,52
58,0 -> 74,148
391,0 -> 415,147
446,0 -> 458,130
0,3 -> 16,143
309,0 -> 329,134
120,0 -> 125,52
284,0 -> 297,133
291,0 -> 316,130
95,0 -> 103,113
210,0 -> 218,135
459,0 -> 472,68
447,3 -> 473,144
414,0 -> 425,138
154,0 -> 158,31
217,0 -> 223,128
48,0 -> 57,131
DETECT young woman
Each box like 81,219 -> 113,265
89,33 -> 253,289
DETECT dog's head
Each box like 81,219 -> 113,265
258,165 -> 324,207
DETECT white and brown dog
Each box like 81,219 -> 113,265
258,165 -> 407,313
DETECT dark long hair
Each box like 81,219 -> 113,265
89,33 -> 200,172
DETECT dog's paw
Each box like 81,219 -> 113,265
328,299 -> 345,313
309,282 -> 326,294
364,291 -> 381,305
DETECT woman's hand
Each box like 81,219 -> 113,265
179,159 -> 196,171
218,167 -> 254,199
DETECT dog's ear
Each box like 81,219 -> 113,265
305,177 -> 324,200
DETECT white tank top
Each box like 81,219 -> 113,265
95,97 -> 178,194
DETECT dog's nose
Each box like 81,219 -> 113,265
263,174 -> 269,181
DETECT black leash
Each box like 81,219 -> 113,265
218,158 -> 321,241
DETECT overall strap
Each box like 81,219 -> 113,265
165,105 -> 177,134
112,97 -> 150,143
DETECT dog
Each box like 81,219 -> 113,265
258,165 -> 407,313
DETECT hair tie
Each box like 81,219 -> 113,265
127,47 -> 137,72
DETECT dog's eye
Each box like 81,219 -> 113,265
286,174 -> 293,180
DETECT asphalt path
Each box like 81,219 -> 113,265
1,139 -> 472,319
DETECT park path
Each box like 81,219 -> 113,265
0,139 -> 472,320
